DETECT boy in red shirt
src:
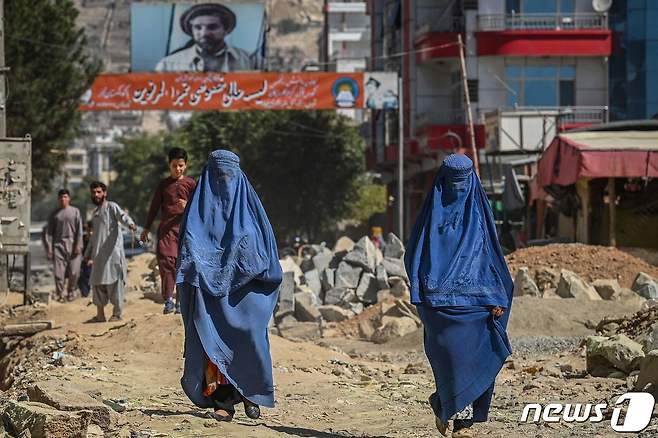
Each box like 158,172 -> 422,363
141,148 -> 196,314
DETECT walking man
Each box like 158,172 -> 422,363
141,147 -> 196,314
45,189 -> 83,302
84,181 -> 136,322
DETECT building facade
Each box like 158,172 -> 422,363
609,0 -> 658,120
368,0 -> 612,237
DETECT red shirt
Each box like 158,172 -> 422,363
145,176 -> 196,257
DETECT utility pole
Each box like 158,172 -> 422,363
457,34 -> 479,175
0,0 -> 6,137
0,0 -> 6,291
397,75 -> 404,240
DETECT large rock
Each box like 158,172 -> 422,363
592,279 -> 623,300
323,287 -> 357,306
27,381 -> 114,431
334,262 -> 362,289
294,290 -> 321,322
3,400 -> 92,438
333,236 -> 355,253
557,270 -> 601,300
586,334 -> 645,376
343,236 -> 379,272
389,276 -> 410,300
372,316 -> 418,344
356,273 -> 379,304
275,271 -> 295,321
636,350 -> 658,396
381,257 -> 408,280
318,305 -> 353,322
384,233 -> 405,259
645,323 -> 658,353
375,264 -> 389,290
311,252 -> 333,273
513,267 -> 540,297
320,268 -> 335,292
303,269 -> 323,298
280,257 -> 304,285
632,272 -> 658,299
535,267 -> 559,292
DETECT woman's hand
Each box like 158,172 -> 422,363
491,306 -> 505,318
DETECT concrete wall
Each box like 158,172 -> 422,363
415,63 -> 457,125
575,57 -> 607,106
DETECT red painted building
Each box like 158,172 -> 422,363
367,0 -> 611,237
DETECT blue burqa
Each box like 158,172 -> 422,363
404,154 -> 514,423
176,150 -> 282,409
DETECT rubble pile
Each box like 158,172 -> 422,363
274,234 -> 416,340
512,264 -> 656,302
585,305 -> 658,395
506,243 -> 658,288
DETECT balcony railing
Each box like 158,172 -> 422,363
478,13 -> 608,31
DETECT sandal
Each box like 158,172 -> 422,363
108,315 -> 122,322
208,408 -> 233,422
85,316 -> 106,323
243,401 -> 260,419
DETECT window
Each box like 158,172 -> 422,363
506,0 -> 574,14
468,79 -> 479,103
505,62 -> 576,107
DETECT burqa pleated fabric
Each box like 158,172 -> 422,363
176,150 -> 282,409
404,154 -> 514,424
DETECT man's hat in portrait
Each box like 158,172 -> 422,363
180,3 -> 237,35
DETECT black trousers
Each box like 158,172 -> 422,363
211,384 -> 242,413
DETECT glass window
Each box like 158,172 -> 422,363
522,0 -> 557,14
505,61 -> 575,107
559,81 -> 575,106
559,66 -> 576,79
507,80 -> 522,106
506,65 -> 523,78
525,66 -> 558,77
560,0 -> 574,13
525,80 -> 557,106
506,0 -> 521,13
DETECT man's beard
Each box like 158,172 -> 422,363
92,196 -> 105,206
196,39 -> 224,55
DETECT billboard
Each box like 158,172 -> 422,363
79,72 -> 399,111
364,72 -> 399,110
131,2 -> 266,72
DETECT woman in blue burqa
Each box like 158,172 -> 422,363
176,150 -> 282,422
404,154 -> 513,437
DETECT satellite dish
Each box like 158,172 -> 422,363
592,0 -> 612,13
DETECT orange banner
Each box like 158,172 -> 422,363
79,72 -> 369,111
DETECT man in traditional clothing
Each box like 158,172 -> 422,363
141,147 -> 196,314
84,181 -> 136,323
45,189 -> 83,302
177,150 -> 282,422
155,3 -> 258,72
405,154 -> 514,437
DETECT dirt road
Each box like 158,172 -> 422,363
1,286 -> 655,437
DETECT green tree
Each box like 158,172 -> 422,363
180,110 -> 365,240
5,0 -> 100,197
349,183 -> 387,224
110,134 -> 175,224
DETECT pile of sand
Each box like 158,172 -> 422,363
506,244 -> 658,288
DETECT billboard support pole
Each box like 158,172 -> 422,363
397,75 -> 404,240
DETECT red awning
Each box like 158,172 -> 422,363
537,130 -> 658,188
